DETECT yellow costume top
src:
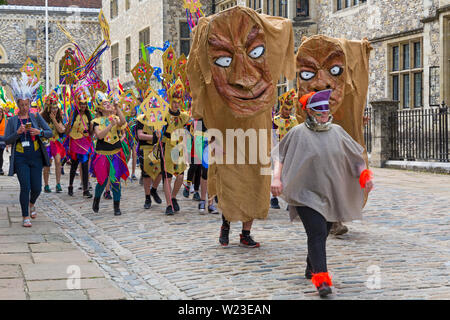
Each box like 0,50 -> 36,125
91,115 -> 121,146
69,114 -> 90,140
273,115 -> 299,141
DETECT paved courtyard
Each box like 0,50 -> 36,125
0,151 -> 449,300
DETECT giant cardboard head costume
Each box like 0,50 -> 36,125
296,35 -> 372,149
187,6 -> 295,222
295,35 -> 372,202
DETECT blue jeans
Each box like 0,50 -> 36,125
15,149 -> 43,217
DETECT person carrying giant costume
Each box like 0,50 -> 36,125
187,6 -> 296,247
294,35 -> 372,235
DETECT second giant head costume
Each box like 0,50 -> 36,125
187,6 -> 295,222
295,35 -> 372,156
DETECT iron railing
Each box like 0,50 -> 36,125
363,105 -> 372,154
389,103 -> 449,162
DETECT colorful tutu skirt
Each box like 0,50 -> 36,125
68,137 -> 93,163
46,140 -> 66,159
90,149 -> 130,185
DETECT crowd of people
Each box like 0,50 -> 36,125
0,5 -> 376,298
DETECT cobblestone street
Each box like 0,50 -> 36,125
1,153 -> 449,299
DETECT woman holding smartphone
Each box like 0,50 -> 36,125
3,74 -> 52,227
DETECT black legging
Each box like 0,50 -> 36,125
0,147 -> 4,171
295,206 -> 333,274
69,160 -> 89,191
187,163 -> 201,191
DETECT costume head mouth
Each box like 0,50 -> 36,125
207,8 -> 274,117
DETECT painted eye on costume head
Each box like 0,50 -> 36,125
300,71 -> 316,81
214,56 -> 233,68
329,65 -> 344,76
248,46 -> 265,59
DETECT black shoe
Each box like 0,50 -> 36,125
239,234 -> 260,248
192,192 -> 201,201
317,283 -> 332,298
171,198 -> 180,212
151,189 -> 162,204
83,190 -> 93,199
165,206 -> 174,215
113,201 -> 122,216
68,186 -> 74,196
144,198 -> 152,209
0,169 -> 4,175
270,197 -> 280,209
219,226 -> 229,247
92,197 -> 100,213
61,168 -> 65,175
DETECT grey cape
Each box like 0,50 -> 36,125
271,123 -> 366,223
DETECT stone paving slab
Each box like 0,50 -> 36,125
28,290 -> 88,300
31,251 -> 91,264
21,263 -> 105,281
0,170 -> 130,300
0,253 -> 33,264
27,278 -> 114,292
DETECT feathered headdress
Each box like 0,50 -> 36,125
9,73 -> 40,102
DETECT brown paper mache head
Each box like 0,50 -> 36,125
296,36 -> 346,115
207,9 -> 273,117
187,6 -> 295,123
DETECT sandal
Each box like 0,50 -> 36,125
23,218 -> 32,228
30,207 -> 37,219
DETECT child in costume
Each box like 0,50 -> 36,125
65,88 -> 94,198
136,110 -> 163,210
159,79 -> 190,215
41,90 -> 66,193
91,91 -> 130,216
271,90 -> 374,298
271,89 -> 298,209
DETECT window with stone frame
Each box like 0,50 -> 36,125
139,27 -> 150,61
125,37 -> 131,73
389,39 -> 423,109
279,0 -> 288,17
296,0 -> 309,17
248,0 -> 262,13
180,21 -> 191,57
111,43 -> 119,79
110,0 -> 118,19
336,0 -> 366,11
